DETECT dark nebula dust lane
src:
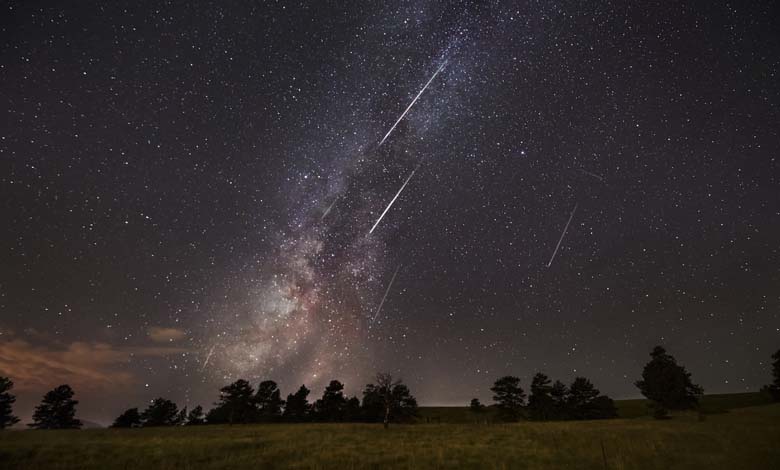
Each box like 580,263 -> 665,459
1,1 -> 779,423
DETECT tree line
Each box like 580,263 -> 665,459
1,346 -> 778,429
111,373 -> 418,429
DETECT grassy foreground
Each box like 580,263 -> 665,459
1,404 -> 779,470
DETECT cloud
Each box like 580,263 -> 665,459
0,337 -> 187,392
147,327 -> 187,343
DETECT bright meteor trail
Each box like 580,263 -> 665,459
546,203 -> 578,268
378,60 -> 448,146
369,165 -> 419,234
370,264 -> 401,325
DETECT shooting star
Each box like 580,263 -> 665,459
320,198 -> 337,221
546,203 -> 578,268
369,165 -> 418,234
578,168 -> 605,182
379,59 -> 448,147
200,345 -> 216,372
370,264 -> 401,325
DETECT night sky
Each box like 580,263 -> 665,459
1,1 -> 779,425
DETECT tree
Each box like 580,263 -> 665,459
567,377 -> 617,419
528,373 -> 554,421
111,408 -> 142,428
140,398 -> 179,426
29,384 -> 82,429
255,380 -> 284,421
0,377 -> 20,429
283,385 -> 311,422
315,380 -> 347,422
469,398 -> 485,413
365,373 -> 417,428
207,379 -> 258,424
186,405 -> 205,425
635,346 -> 703,418
550,380 -> 569,420
344,396 -> 362,422
762,349 -> 780,401
491,376 -> 526,421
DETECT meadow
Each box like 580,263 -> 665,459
1,396 -> 778,470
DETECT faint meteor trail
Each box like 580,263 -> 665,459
378,60 -> 448,146
547,203 -> 579,268
370,264 -> 401,325
369,165 -> 418,234
200,345 -> 216,372
578,168 -> 605,182
320,198 -> 337,221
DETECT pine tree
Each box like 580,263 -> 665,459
0,377 -> 20,429
550,380 -> 569,419
490,376 -> 526,421
29,384 -> 82,429
283,385 -> 311,422
140,398 -> 179,426
207,379 -> 258,424
528,373 -> 554,420
763,349 -> 780,401
255,380 -> 284,421
315,380 -> 347,422
635,346 -> 703,418
111,408 -> 142,428
469,398 -> 485,412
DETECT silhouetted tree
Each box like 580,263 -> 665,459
469,398 -> 485,413
207,379 -> 258,424
29,384 -> 82,429
550,380 -> 569,420
365,373 -> 417,428
255,380 -> 284,421
0,377 -> 20,429
314,380 -> 348,421
589,395 -> 619,419
491,376 -> 526,421
141,398 -> 179,426
635,346 -> 703,418
283,385 -> 311,422
186,405 -> 205,425
344,396 -> 362,422
567,377 -> 617,419
361,383 -> 384,422
528,373 -> 555,421
762,349 -> 780,401
111,408 -> 142,428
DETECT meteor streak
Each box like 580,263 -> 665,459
369,165 -> 418,234
370,264 -> 401,325
200,345 -> 216,372
379,60 -> 448,146
578,168 -> 605,182
546,203 -> 578,268
320,198 -> 337,221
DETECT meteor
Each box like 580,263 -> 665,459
369,165 -> 418,234
578,168 -> 605,182
370,265 -> 401,325
546,203 -> 578,268
200,345 -> 216,372
320,198 -> 337,221
379,60 -> 448,147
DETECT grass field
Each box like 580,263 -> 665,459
1,401 -> 779,469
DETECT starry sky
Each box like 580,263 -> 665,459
1,1 -> 779,425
